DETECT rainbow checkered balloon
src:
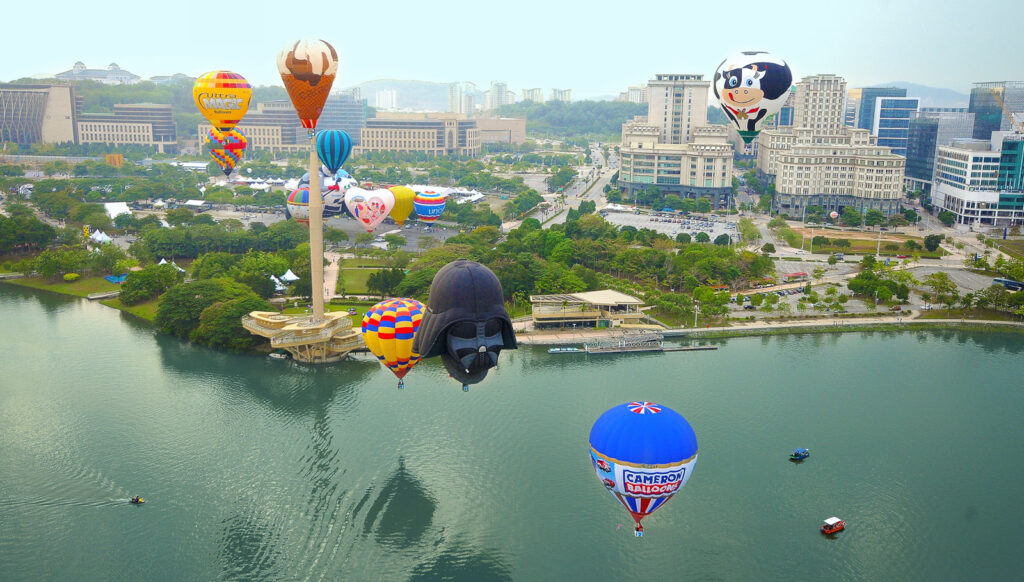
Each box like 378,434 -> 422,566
361,298 -> 425,384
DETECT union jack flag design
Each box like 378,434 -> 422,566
628,402 -> 662,415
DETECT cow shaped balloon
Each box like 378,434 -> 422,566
345,187 -> 395,233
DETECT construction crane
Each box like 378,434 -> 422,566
989,88 -> 1024,134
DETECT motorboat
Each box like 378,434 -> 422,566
130,496 -> 145,504
820,517 -> 845,535
547,346 -> 582,354
790,448 -> 810,461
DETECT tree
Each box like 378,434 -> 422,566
923,234 -> 943,252
165,208 -> 195,226
675,232 -> 692,244
384,234 -> 407,251
713,234 -> 731,246
827,255 -> 838,266
324,227 -> 349,245
155,278 -> 256,340
864,209 -> 886,227
355,232 -> 375,247
904,239 -> 921,251
761,243 -> 775,253
924,272 -> 959,313
695,232 -> 710,243
841,207 -> 862,228
192,294 -> 273,352
937,210 -> 956,227
749,293 -> 764,308
120,263 -> 182,305
695,198 -> 712,214
367,268 -> 406,297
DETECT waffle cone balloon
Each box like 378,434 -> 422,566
277,39 -> 339,129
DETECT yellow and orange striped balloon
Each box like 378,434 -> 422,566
193,71 -> 252,131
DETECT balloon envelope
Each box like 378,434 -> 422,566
206,128 -> 247,177
712,51 -> 793,143
193,71 -> 252,131
413,190 -> 446,222
345,187 -> 395,232
589,401 -> 698,527
286,187 -> 311,225
389,186 -> 416,225
277,39 -> 339,129
316,130 -> 353,174
361,298 -> 425,381
829,211 -> 839,219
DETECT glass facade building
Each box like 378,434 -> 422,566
969,82 -> 1024,140
856,87 -> 906,132
873,97 -> 919,155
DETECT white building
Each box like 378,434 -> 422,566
550,88 -> 572,103
931,134 -> 1024,228
374,90 -> 397,110
645,74 -> 709,144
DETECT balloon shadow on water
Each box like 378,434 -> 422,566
217,506 -> 284,582
361,457 -> 437,549
408,543 -> 513,582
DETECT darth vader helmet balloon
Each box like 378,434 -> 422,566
412,260 -> 517,390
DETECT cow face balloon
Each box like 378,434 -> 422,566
412,259 -> 517,391
713,51 -> 793,143
344,187 -> 395,232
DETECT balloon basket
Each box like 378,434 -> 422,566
738,130 -> 758,144
462,384 -> 470,392
397,379 -> 404,390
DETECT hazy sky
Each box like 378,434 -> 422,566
3,0 -> 1019,98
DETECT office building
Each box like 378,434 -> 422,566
758,75 -> 905,217
550,88 -> 571,103
483,82 -> 514,111
905,108 -> 974,193
856,87 -> 906,132
55,62 -> 140,85
448,83 -> 463,114
521,88 -> 544,103
932,135 -> 1024,227
969,81 -> 1024,140
617,85 -> 647,104
845,88 -> 861,127
871,97 -> 919,155
78,103 -> 177,153
0,84 -> 78,146
355,112 -> 481,156
320,89 -> 366,146
645,74 -> 710,144
475,117 -> 527,145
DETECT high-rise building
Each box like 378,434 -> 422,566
374,90 -> 397,110
448,83 -> 463,114
845,88 -> 862,127
617,86 -> 647,103
355,112 -> 481,157
616,74 -> 733,208
78,103 -> 177,153
932,135 -> 1024,227
645,74 -> 709,144
758,75 -> 905,217
969,81 -> 1024,140
904,108 -> 974,193
521,88 -> 544,103
0,84 -> 78,146
872,97 -> 919,155
791,74 -> 847,132
483,82 -> 514,111
320,89 -> 366,146
856,87 -> 906,132
550,88 -> 571,103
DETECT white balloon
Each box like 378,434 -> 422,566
345,187 -> 395,233
713,51 -> 793,143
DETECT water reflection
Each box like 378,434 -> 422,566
362,457 -> 436,548
408,543 -> 513,582
217,506 -> 283,581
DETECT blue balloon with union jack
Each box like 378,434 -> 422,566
589,401 -> 698,535
316,129 -> 353,174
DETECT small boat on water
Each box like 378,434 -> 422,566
130,496 -> 145,504
790,448 -> 810,461
820,517 -> 845,535
268,352 -> 289,360
548,346 -> 583,354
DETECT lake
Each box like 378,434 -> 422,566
1,283 -> 1022,581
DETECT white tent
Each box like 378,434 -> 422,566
89,230 -> 112,243
104,202 -> 132,219
158,258 -> 168,265
270,275 -> 287,292
280,269 -> 300,282
170,261 -> 186,273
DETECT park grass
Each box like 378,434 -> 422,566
340,258 -> 387,268
101,297 -> 160,322
337,268 -> 378,294
4,275 -> 120,297
990,239 -> 1024,260
916,307 -> 1019,322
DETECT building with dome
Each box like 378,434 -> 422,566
56,62 -> 140,85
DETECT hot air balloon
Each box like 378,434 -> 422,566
413,190 -> 446,222
316,129 -> 353,174
206,128 -> 247,176
712,51 -> 792,143
344,187 -> 395,233
193,71 -> 252,132
412,260 -> 517,391
277,39 -> 339,130
361,298 -> 425,389
286,187 -> 311,225
389,186 -> 416,225
589,401 -> 698,537
829,210 -> 839,220
299,166 -> 357,217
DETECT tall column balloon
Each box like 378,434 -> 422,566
277,39 -> 339,322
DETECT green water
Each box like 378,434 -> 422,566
1,283 -> 1023,581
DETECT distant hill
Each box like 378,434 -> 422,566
345,79 -> 455,111
885,82 -> 969,108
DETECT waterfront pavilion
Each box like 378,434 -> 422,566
529,290 -> 646,330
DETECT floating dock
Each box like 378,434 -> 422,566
548,333 -> 718,355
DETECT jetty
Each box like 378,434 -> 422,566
87,290 -> 120,300
548,332 -> 718,355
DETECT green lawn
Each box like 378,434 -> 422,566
916,307 -> 1020,322
101,297 -> 160,322
337,269 -> 379,294
990,239 -> 1024,260
4,275 -> 120,298
340,258 -> 388,268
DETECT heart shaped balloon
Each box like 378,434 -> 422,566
345,187 -> 395,232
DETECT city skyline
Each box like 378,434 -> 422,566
3,0 -> 1020,99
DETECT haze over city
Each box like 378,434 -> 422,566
4,0 -> 1021,97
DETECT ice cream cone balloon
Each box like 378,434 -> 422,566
193,71 -> 252,132
277,39 -> 339,130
